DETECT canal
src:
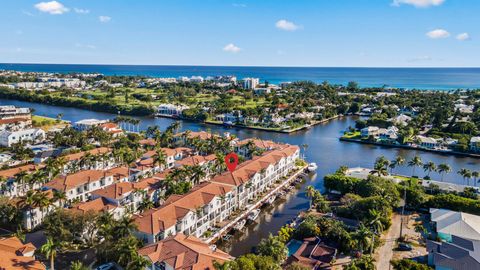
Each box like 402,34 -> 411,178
1,99 -> 479,256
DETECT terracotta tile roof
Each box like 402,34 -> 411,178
236,138 -> 286,150
61,147 -> 111,162
70,197 -> 118,214
139,139 -> 156,146
138,233 -> 232,270
91,182 -> 134,200
44,169 -> 114,191
0,117 -> 30,125
99,122 -> 118,129
107,166 -> 129,181
0,237 -> 45,270
211,145 -> 299,187
0,164 -> 44,179
286,237 -> 336,269
134,182 -> 233,235
176,131 -> 216,141
175,155 -> 216,167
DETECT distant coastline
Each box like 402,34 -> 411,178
1,63 -> 480,90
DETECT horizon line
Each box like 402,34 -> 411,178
1,62 -> 480,69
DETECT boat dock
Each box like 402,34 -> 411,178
205,165 -> 308,244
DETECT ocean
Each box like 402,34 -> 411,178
1,63 -> 480,90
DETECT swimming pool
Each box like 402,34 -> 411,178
287,240 -> 302,256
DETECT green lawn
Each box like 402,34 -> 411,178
342,131 -> 361,139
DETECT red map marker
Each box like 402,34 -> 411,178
225,152 -> 239,173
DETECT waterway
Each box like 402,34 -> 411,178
1,99 -> 479,256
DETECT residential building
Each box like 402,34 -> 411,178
0,128 -> 46,147
133,181 -> 235,243
0,105 -> 31,119
378,126 -> 399,142
285,237 -> 337,270
73,119 -> 109,131
157,103 -> 189,117
253,87 -> 271,95
215,112 -> 244,123
470,137 -> 480,153
16,190 -> 60,230
416,135 -> 439,149
99,122 -> 124,137
138,233 -> 232,270
60,147 -> 115,173
390,114 -> 412,126
211,145 -> 300,210
0,164 -> 44,197
242,77 -> 259,89
0,236 -> 45,270
427,236 -> 480,270
428,208 -> 480,270
0,117 -> 32,131
70,197 -> 125,220
44,168 -> 121,202
361,126 -> 379,138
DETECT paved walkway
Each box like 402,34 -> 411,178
375,214 -> 401,270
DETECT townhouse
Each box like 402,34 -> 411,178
133,181 -> 235,244
0,164 -> 44,197
131,147 -> 193,178
14,189 -> 61,230
139,233 -> 233,270
0,117 -> 32,131
90,176 -> 163,213
233,138 -> 286,157
61,147 -> 115,173
212,145 -> 300,209
70,197 -> 125,220
43,168 -> 126,202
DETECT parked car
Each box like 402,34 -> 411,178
397,242 -> 413,251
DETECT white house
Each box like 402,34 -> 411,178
361,126 -> 380,138
157,104 -> 189,117
0,128 -> 45,147
73,119 -> 109,131
470,137 -> 480,153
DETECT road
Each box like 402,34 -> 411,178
375,214 -> 401,270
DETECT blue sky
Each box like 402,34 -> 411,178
1,0 -> 479,67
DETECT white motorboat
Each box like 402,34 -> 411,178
264,195 -> 276,205
307,162 -> 318,172
233,219 -> 246,231
247,209 -> 261,221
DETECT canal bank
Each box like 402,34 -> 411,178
1,98 -> 479,256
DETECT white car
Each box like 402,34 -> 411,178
96,263 -> 115,270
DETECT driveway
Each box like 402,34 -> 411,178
374,214 -> 401,270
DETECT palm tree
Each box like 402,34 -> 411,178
373,156 -> 389,177
190,165 -> 207,185
437,163 -> 451,182
458,168 -> 472,185
40,237 -> 58,270
53,190 -> 67,208
423,161 -> 437,178
472,171 -> 480,187
153,148 -> 167,172
407,155 -> 422,177
33,191 -> 52,220
257,234 -> 289,263
354,224 -> 373,254
368,209 -> 384,254
306,185 -> 316,209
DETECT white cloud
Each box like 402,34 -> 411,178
426,29 -> 450,39
223,43 -> 241,53
99,15 -> 111,23
275,19 -> 300,31
456,33 -> 470,41
392,0 -> 445,8
74,8 -> 90,14
34,1 -> 69,15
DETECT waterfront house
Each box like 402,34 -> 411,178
99,122 -> 123,137
0,236 -> 45,270
0,105 -> 31,119
470,137 -> 480,153
416,136 -> 439,149
430,208 -> 480,242
0,128 -> 46,147
157,103 -> 189,117
378,126 -> 399,143
360,126 -> 379,138
133,181 -> 235,243
138,233 -> 233,270
73,119 -> 109,131
389,114 -> 412,126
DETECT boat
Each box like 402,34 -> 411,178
264,195 -> 276,205
276,191 -> 286,197
247,209 -> 261,221
233,219 -> 246,231
307,162 -> 318,172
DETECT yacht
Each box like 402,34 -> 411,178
307,162 -> 318,172
233,219 -> 246,231
247,209 -> 261,221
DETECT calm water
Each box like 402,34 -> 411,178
2,99 -> 479,256
2,63 -> 480,89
